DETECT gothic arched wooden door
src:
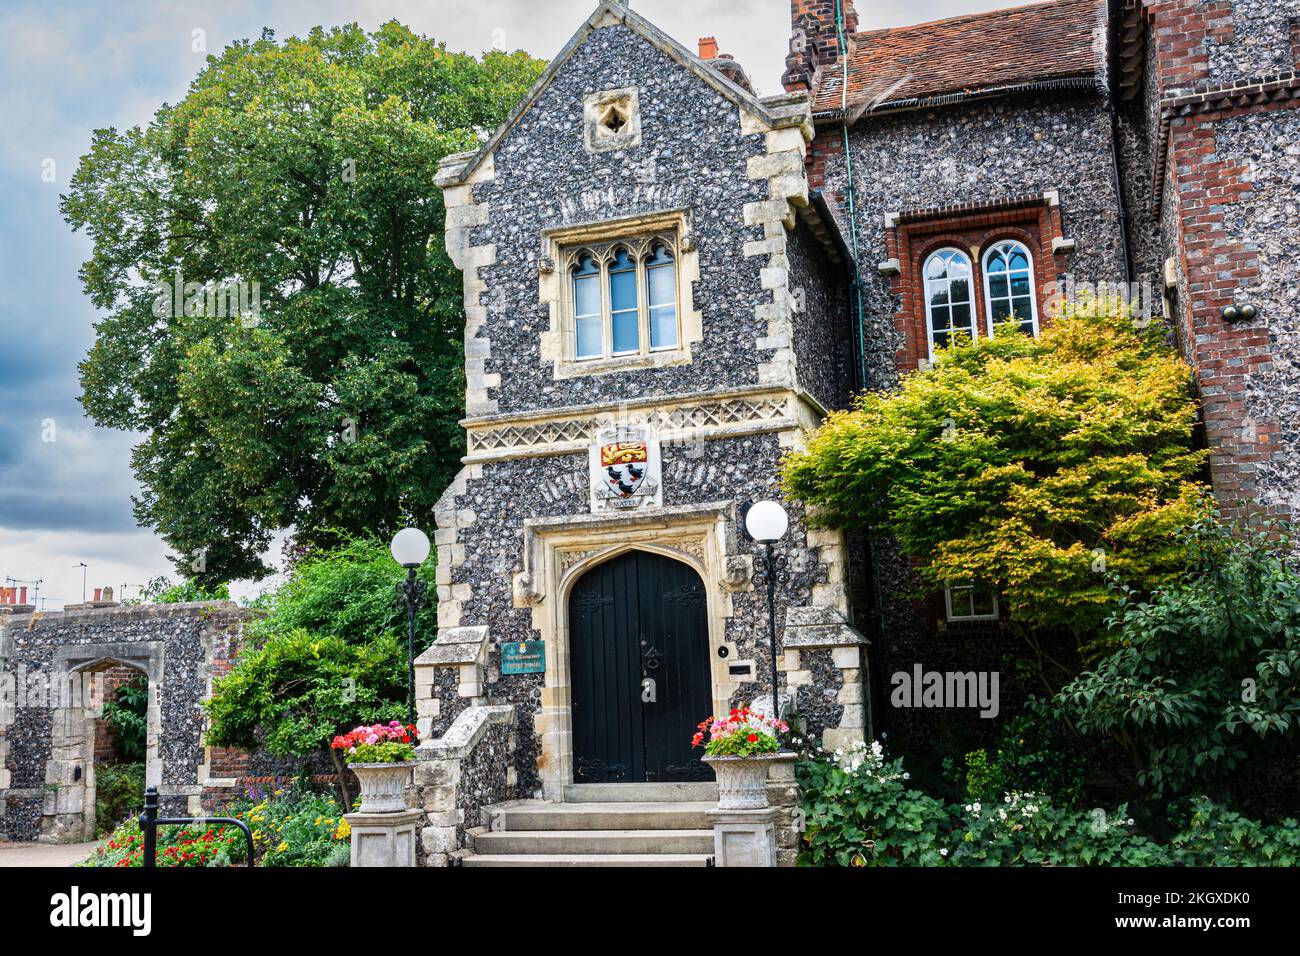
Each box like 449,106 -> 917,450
569,550 -> 713,783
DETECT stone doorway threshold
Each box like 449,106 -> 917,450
561,781 -> 717,803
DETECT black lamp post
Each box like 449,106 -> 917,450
390,527 -> 431,727
744,500 -> 789,720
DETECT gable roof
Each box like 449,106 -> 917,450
813,0 -> 1106,118
438,0 -> 809,187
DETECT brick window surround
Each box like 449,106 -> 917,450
883,197 -> 1066,372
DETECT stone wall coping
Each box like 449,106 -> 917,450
418,704 -> 515,762
414,625 -> 491,668
782,605 -> 869,648
0,600 -> 258,632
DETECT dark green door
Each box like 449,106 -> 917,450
569,550 -> 713,783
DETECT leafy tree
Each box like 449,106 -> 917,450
204,536 -> 433,808
1060,514 -> 1300,800
782,299 -> 1209,660
138,576 -> 231,604
62,23 -> 544,582
245,536 -> 435,649
204,629 -> 406,810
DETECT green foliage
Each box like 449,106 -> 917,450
797,742 -> 1300,867
93,762 -> 145,838
102,677 -> 149,762
203,628 -> 406,759
139,576 -> 231,604
343,741 -> 416,764
80,816 -> 247,868
799,741 -> 949,866
246,535 -> 434,650
82,786 -> 350,867
958,749 -> 1004,803
1171,797 -> 1300,866
205,535 -> 431,809
1060,513 -> 1300,798
782,300 -> 1209,649
224,787 -> 351,867
62,22 -> 545,582
995,697 -> 1088,805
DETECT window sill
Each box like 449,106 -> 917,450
555,349 -> 693,379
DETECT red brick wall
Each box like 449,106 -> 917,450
1145,0 -> 1300,518
1146,0 -> 1236,93
1164,97 -> 1299,519
92,664 -> 147,764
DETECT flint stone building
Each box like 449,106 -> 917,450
407,0 -> 1300,865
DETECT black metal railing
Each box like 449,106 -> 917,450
139,786 -> 255,868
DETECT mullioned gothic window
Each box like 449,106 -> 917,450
567,236 -> 679,362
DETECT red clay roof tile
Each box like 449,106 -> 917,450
814,0 -> 1105,115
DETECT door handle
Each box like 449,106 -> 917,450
643,646 -> 662,671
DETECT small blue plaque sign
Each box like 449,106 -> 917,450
501,640 -> 545,675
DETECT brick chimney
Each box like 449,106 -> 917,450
698,36 -> 755,93
783,0 -> 858,94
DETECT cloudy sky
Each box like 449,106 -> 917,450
0,0 -> 1025,608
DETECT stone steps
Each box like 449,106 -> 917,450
487,800 -> 715,831
563,782 -> 717,803
473,828 -> 714,855
459,796 -> 718,867
460,852 -> 713,868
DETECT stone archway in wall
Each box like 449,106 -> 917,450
87,660 -> 152,836
46,643 -> 163,843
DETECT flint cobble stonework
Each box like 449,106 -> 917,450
474,24 -> 773,414
0,602 -> 258,842
820,93 -> 1127,390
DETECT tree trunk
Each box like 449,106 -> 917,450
328,746 -> 353,812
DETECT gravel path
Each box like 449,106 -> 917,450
0,841 -> 99,867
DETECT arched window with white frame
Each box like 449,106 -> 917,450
923,248 -> 975,359
982,239 -> 1038,338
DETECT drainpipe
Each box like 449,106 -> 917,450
1105,1 -> 1133,287
1108,99 -> 1133,288
835,0 -> 879,742
835,0 -> 868,392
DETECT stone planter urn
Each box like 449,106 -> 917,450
702,752 -> 792,810
349,762 -> 413,813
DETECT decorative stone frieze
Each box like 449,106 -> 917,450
462,386 -> 812,463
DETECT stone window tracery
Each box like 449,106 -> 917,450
565,235 -> 680,362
